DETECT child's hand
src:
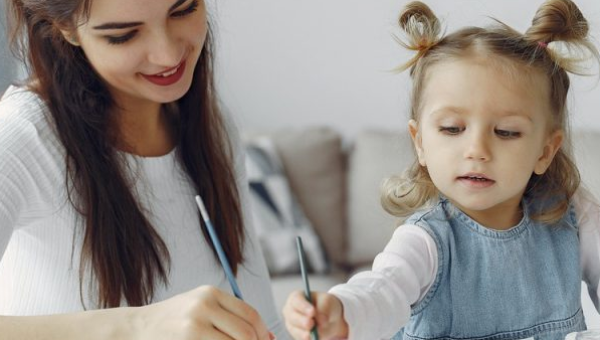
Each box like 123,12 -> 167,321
283,290 -> 349,340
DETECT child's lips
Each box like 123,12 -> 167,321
457,172 -> 493,181
457,173 -> 496,188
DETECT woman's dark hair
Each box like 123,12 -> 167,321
7,0 -> 245,308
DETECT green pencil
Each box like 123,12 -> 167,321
296,236 -> 319,340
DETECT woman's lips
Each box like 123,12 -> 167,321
141,60 -> 187,86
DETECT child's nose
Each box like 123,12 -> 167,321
464,133 -> 491,161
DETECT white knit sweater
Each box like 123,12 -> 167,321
0,86 -> 287,338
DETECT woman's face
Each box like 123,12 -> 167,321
73,0 -> 207,111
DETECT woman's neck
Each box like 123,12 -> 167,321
113,100 -> 177,157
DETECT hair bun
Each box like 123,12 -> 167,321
525,0 -> 589,44
398,1 -> 441,49
395,1 -> 442,72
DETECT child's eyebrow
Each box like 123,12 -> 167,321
430,106 -> 534,122
429,106 -> 465,117
495,110 -> 534,122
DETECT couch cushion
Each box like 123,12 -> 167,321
267,127 -> 347,267
346,130 -> 415,267
245,137 -> 328,274
573,130 -> 600,200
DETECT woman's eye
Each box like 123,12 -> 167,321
439,126 -> 464,135
106,30 -> 137,45
495,129 -> 521,139
171,0 -> 199,18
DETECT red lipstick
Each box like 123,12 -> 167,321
142,60 -> 186,86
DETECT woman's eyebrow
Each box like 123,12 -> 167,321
92,0 -> 188,30
93,22 -> 143,30
168,0 -> 187,12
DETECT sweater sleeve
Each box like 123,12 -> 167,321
329,225 -> 438,340
0,110 -> 39,259
0,87 -> 58,263
576,188 -> 600,311
225,112 -> 291,340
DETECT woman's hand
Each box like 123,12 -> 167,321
130,286 -> 275,340
282,290 -> 348,340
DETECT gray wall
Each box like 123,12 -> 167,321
214,0 -> 600,137
1,0 -> 18,91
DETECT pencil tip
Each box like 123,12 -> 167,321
195,195 -> 209,221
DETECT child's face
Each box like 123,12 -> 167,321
409,57 -> 563,229
71,0 -> 207,111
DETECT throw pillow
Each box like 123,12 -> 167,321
245,136 -> 328,275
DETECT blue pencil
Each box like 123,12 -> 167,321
195,195 -> 244,300
296,236 -> 319,340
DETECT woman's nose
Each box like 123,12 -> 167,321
147,29 -> 182,67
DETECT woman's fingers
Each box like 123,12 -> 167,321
210,289 -> 271,340
201,327 -> 236,340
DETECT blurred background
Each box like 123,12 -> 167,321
211,0 -> 600,139
3,0 -> 599,137
1,0 -> 17,89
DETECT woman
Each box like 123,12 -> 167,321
0,0 -> 285,339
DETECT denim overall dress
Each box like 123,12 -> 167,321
392,197 -> 585,340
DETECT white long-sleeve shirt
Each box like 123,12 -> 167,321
0,86 -> 288,338
330,190 -> 600,340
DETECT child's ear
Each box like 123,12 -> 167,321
534,130 -> 563,175
408,119 -> 426,166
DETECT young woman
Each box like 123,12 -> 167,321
0,0 -> 286,339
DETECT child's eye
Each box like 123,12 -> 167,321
495,129 -> 521,139
171,0 -> 199,18
439,126 -> 464,135
106,30 -> 138,45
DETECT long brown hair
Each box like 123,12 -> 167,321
382,0 -> 600,224
7,0 -> 245,308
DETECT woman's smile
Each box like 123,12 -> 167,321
142,59 -> 187,86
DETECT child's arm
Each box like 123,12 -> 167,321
283,225 -> 438,340
577,188 -> 600,310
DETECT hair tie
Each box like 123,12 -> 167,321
538,41 -> 548,48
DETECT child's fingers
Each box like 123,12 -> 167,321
285,290 -> 316,316
284,305 -> 316,330
315,293 -> 343,319
285,322 -> 313,340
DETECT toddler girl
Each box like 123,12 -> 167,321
283,1 -> 600,339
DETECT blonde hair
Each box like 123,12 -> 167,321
382,0 -> 600,224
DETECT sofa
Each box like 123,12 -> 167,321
247,127 -> 600,327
